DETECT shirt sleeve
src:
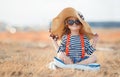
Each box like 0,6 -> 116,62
84,35 -> 96,55
57,35 -> 67,53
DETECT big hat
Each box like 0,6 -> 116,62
50,7 -> 94,40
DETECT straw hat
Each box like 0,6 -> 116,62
50,7 -> 94,40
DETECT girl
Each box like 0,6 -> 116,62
50,7 -> 98,65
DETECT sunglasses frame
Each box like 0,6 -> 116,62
66,19 -> 82,26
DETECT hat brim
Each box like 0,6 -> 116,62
51,7 -> 94,40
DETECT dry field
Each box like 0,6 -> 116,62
0,29 -> 120,77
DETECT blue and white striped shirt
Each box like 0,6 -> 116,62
58,34 -> 96,59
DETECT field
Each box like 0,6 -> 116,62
0,28 -> 120,77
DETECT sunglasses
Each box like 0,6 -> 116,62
66,19 -> 81,25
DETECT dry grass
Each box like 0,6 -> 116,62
0,41 -> 120,77
0,29 -> 120,77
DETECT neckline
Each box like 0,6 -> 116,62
70,34 -> 80,36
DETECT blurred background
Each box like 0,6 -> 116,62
0,0 -> 120,30
0,0 -> 120,77
0,0 -> 120,42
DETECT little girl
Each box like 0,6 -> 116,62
50,7 -> 98,65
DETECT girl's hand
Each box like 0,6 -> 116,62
92,33 -> 99,48
50,33 -> 59,41
93,33 -> 99,42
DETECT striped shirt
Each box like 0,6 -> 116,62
57,34 -> 96,59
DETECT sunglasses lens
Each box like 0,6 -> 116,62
75,20 -> 81,25
67,19 -> 81,26
67,20 -> 74,25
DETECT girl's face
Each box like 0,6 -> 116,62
65,17 -> 82,32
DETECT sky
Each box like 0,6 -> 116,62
0,0 -> 120,26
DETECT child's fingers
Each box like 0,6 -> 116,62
92,34 -> 99,46
94,34 -> 99,40
49,33 -> 59,40
50,34 -> 55,39
94,33 -> 99,38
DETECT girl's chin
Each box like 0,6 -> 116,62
70,28 -> 80,31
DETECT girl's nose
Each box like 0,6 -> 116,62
72,23 -> 77,26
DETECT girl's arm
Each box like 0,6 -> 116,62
51,38 -> 59,51
50,34 -> 59,51
92,33 -> 99,48
85,34 -> 98,55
